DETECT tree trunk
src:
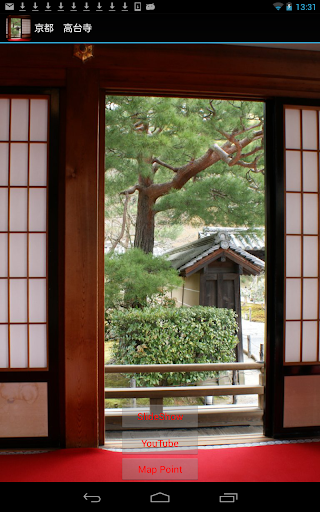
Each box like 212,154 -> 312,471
134,190 -> 156,254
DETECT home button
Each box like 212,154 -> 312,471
150,492 -> 170,503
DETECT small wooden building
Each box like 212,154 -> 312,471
166,229 -> 265,361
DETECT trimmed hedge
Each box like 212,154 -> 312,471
108,306 -> 239,386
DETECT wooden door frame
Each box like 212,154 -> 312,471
98,90 -> 106,446
3,44 -> 320,447
60,46 -> 320,446
100,91 -> 320,442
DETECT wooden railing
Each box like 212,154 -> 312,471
105,362 -> 265,429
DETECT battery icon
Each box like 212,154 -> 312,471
219,493 -> 239,503
134,2 -> 142,9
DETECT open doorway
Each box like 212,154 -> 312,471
103,96 -> 265,446
9,18 -> 22,38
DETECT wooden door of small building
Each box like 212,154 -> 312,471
200,263 -> 243,361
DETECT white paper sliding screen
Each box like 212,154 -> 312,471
0,96 -> 49,370
284,106 -> 320,364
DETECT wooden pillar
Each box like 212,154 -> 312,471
64,68 -> 100,448
234,267 -> 244,363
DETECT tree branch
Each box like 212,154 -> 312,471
237,158 -> 259,169
120,184 -> 143,195
152,158 -> 180,172
218,122 -> 262,140
210,188 -> 228,200
228,139 -> 242,167
109,193 -> 131,253
123,126 -> 264,203
240,144 -> 264,159
212,144 -> 232,164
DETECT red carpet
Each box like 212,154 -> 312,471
1,441 -> 320,482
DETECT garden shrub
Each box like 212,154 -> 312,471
108,306 -> 239,386
105,248 -> 182,309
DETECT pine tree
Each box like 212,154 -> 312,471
105,97 -> 264,254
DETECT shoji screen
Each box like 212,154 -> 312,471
284,106 -> 320,364
21,18 -> 31,38
0,97 -> 48,370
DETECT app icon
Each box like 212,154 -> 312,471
6,14 -> 31,41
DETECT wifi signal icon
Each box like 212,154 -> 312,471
274,2 -> 284,9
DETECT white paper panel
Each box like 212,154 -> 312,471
0,144 -> 9,185
0,234 -> 8,277
302,110 -> 318,150
0,189 -> 8,232
10,324 -> 28,368
29,144 -> 47,186
285,109 -> 301,149
285,321 -> 301,362
0,280 -> 8,323
286,193 -> 301,234
303,152 -> 318,192
0,96 -> 49,370
0,99 -> 10,140
303,279 -> 318,319
0,325 -> 8,368
9,279 -> 27,323
286,278 -> 301,320
30,100 -> 48,142
303,194 -> 318,234
302,321 -> 318,362
29,234 -> 46,277
286,150 -> 301,191
10,143 -> 28,186
10,99 -> 29,142
29,324 -> 47,368
9,188 -> 28,232
29,189 -> 46,232
286,236 -> 301,277
303,237 -> 319,277
285,108 -> 320,364
29,279 -> 46,323
9,234 -> 27,277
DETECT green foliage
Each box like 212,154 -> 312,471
105,97 -> 265,234
11,19 -> 21,38
108,306 -> 239,386
241,303 -> 265,323
105,248 -> 182,309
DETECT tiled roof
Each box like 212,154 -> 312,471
165,228 -> 265,273
200,227 -> 265,251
